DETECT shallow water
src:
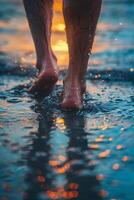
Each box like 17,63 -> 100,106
0,0 -> 134,200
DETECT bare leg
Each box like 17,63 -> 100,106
61,0 -> 102,109
23,0 -> 58,95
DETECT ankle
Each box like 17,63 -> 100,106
37,53 -> 57,73
65,74 -> 86,86
64,75 -> 80,87
64,76 -> 86,94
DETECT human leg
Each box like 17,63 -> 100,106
23,0 -> 58,94
62,0 -> 102,109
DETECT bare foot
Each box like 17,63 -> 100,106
61,79 -> 86,110
29,54 -> 58,95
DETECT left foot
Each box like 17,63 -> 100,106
29,67 -> 58,95
29,55 -> 58,95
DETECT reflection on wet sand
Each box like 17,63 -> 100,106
24,105 -> 102,200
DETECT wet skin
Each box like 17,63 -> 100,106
23,0 -> 102,109
23,0 -> 58,95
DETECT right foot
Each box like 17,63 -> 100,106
61,79 -> 86,110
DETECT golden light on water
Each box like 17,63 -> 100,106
99,189 -> 108,197
89,144 -> 100,150
0,123 -> 3,128
52,23 -> 65,32
58,155 -> 66,162
55,117 -> 66,131
99,150 -> 111,158
49,160 -> 59,167
116,145 -> 123,150
37,176 -> 46,183
122,156 -> 129,162
96,174 -> 105,181
54,163 -> 70,174
52,40 -> 68,52
112,163 -> 120,170
46,187 -> 79,199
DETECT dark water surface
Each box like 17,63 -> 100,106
0,1 -> 134,200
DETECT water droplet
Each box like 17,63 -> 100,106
96,174 -> 105,181
112,163 -> 120,170
122,156 -> 129,162
116,145 -> 123,150
99,150 -> 111,158
89,144 -> 99,150
109,137 -> 113,141
37,176 -> 45,183
99,189 -> 108,197
129,68 -> 134,72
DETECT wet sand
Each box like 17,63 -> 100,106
0,0 -> 134,200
